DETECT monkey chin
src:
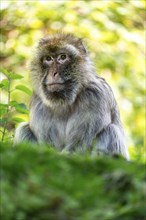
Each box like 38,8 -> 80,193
42,84 -> 67,104
41,84 -> 77,110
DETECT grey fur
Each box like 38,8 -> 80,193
14,33 -> 129,160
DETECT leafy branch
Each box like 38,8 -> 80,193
0,68 -> 31,142
1,71 -> 11,141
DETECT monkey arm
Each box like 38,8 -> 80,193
63,118 -> 129,160
63,107 -> 111,153
14,122 -> 37,144
62,86 -> 129,160
96,124 -> 130,160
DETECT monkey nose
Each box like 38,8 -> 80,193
53,72 -> 58,76
53,72 -> 59,79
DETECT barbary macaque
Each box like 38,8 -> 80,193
14,33 -> 129,159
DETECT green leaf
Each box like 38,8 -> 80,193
12,117 -> 25,123
0,103 -> 8,108
15,103 -> 29,114
15,85 -> 32,96
9,102 -> 29,114
0,117 -> 8,125
0,79 -> 9,89
15,107 -> 28,114
0,104 -> 8,116
9,101 -> 19,107
10,73 -> 23,80
0,68 -> 11,78
0,68 -> 23,80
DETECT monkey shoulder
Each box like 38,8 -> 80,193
82,77 -> 115,108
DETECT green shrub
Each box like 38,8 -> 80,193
0,143 -> 145,220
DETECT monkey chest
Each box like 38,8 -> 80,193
32,119 -> 66,149
31,110 -> 102,149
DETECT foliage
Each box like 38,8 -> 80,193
0,142 -> 145,220
0,0 -> 145,161
0,68 -> 31,142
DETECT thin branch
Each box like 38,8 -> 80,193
1,76 -> 11,142
0,130 -> 4,134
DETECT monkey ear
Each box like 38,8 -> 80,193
77,38 -> 87,55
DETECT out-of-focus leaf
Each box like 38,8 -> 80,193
0,103 -> 8,108
0,68 -> 23,80
9,101 -> 29,114
0,104 -> 8,116
10,73 -> 23,80
0,68 -> 11,78
0,79 -> 9,89
12,117 -> 25,123
15,103 -> 29,114
9,100 -> 19,107
0,109 -> 7,116
0,117 -> 8,125
15,85 -> 32,96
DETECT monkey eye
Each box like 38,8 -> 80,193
58,54 -> 67,62
60,54 -> 66,60
45,56 -> 53,61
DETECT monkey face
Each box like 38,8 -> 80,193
30,34 -> 88,106
42,52 -> 72,92
40,47 -> 80,103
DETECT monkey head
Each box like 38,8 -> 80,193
30,33 -> 92,107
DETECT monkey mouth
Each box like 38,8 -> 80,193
48,82 -> 64,86
44,83 -> 65,92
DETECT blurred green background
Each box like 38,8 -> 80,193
0,0 -> 145,161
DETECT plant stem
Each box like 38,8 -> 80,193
1,76 -> 11,142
